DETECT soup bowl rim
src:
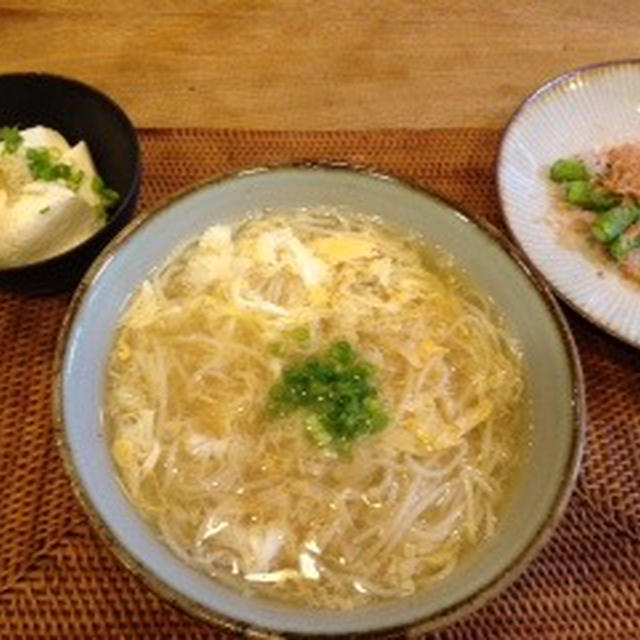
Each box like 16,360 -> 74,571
53,162 -> 585,638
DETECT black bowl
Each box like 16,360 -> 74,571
0,73 -> 141,293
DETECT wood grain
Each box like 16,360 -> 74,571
0,0 -> 637,129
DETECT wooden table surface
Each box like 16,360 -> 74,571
0,0 -> 636,130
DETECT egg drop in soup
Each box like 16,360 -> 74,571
106,207 -> 528,609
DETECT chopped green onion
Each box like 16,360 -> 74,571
26,147 -> 84,192
288,326 -> 311,343
91,175 -> 120,214
305,415 -> 333,447
329,340 -> 354,364
268,341 -> 285,357
27,147 -> 61,181
268,340 -> 388,452
67,168 -> 84,192
0,126 -> 23,154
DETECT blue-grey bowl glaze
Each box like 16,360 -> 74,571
55,166 -> 584,637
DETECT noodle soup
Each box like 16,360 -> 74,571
106,208 -> 527,609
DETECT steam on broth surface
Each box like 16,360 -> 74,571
106,207 -> 527,609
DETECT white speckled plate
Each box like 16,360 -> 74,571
498,60 -> 640,348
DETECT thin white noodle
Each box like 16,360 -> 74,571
106,208 -> 526,610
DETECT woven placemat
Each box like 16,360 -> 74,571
0,129 -> 639,639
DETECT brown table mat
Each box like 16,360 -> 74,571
1,129 -> 639,639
